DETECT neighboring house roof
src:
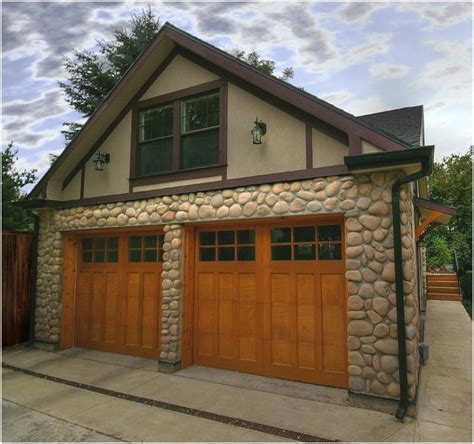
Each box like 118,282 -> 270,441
29,23 -> 418,199
358,106 -> 424,147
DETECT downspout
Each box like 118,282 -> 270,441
392,156 -> 432,420
27,212 -> 40,345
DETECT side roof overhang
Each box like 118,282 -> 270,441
29,22 -> 409,200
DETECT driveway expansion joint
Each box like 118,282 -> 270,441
2,362 -> 338,442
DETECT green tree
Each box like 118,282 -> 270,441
426,149 -> 472,300
59,7 -> 162,141
231,49 -> 294,82
2,142 -> 37,231
59,8 -> 295,142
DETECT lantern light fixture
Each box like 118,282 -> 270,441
93,151 -> 110,172
251,117 -> 267,145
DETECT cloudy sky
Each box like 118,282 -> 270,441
2,1 -> 472,185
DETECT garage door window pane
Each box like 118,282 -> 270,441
294,244 -> 316,260
318,225 -> 341,241
218,231 -> 234,245
294,226 -> 315,243
82,239 -> 92,250
218,247 -> 234,261
107,251 -> 118,262
129,236 -> 142,249
200,247 -> 215,261
129,250 -> 141,262
107,237 -> 119,249
144,250 -> 157,262
271,228 -> 291,243
200,232 -> 216,246
237,246 -> 255,261
93,238 -> 105,250
94,251 -> 105,262
237,230 -> 255,244
82,251 -> 93,262
319,244 -> 342,260
271,245 -> 291,260
144,235 -> 157,248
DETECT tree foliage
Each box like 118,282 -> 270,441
2,142 -> 37,231
426,148 -> 472,298
231,49 -> 294,82
59,8 -> 295,142
59,7 -> 162,141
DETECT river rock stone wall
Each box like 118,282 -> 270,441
34,171 -> 420,399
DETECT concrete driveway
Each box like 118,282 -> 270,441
2,301 -> 471,442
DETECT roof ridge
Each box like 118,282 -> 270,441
358,105 -> 423,118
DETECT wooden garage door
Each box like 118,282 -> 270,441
74,231 -> 164,359
193,220 -> 347,388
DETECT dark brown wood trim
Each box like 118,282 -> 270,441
348,134 -> 362,156
413,197 -> 456,215
177,47 -> 350,148
130,164 -> 226,187
168,28 -> 403,151
129,107 -> 139,192
62,47 -> 180,192
80,166 -> 85,199
219,83 -> 228,179
136,78 -> 226,109
30,164 -> 350,210
306,124 -> 313,169
172,100 -> 181,171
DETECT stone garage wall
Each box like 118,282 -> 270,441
34,171 -> 420,399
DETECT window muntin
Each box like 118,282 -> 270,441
81,237 -> 119,263
138,104 -> 174,176
128,234 -> 165,263
199,229 -> 255,262
270,225 -> 342,261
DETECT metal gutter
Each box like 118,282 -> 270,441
345,145 -> 434,420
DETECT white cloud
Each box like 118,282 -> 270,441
342,95 -> 386,117
369,63 -> 410,79
320,90 -> 354,106
400,2 -> 472,26
336,2 -> 388,23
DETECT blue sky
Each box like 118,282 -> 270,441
2,1 -> 472,184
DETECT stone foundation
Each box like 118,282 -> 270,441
34,171 -> 420,399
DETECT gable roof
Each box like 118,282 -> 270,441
358,106 -> 424,147
29,22 -> 412,199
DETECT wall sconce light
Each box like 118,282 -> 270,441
93,151 -> 110,172
251,117 -> 267,144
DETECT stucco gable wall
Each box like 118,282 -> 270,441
140,55 -> 219,100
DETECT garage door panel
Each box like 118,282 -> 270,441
125,272 -> 141,347
193,221 -> 347,388
103,272 -> 120,344
74,231 -> 162,359
88,273 -> 104,343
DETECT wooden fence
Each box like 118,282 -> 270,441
2,231 -> 33,347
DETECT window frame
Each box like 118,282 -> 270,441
130,79 -> 228,188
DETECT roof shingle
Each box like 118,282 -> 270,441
357,106 -> 424,147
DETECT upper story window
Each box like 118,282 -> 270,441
135,88 -> 222,178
